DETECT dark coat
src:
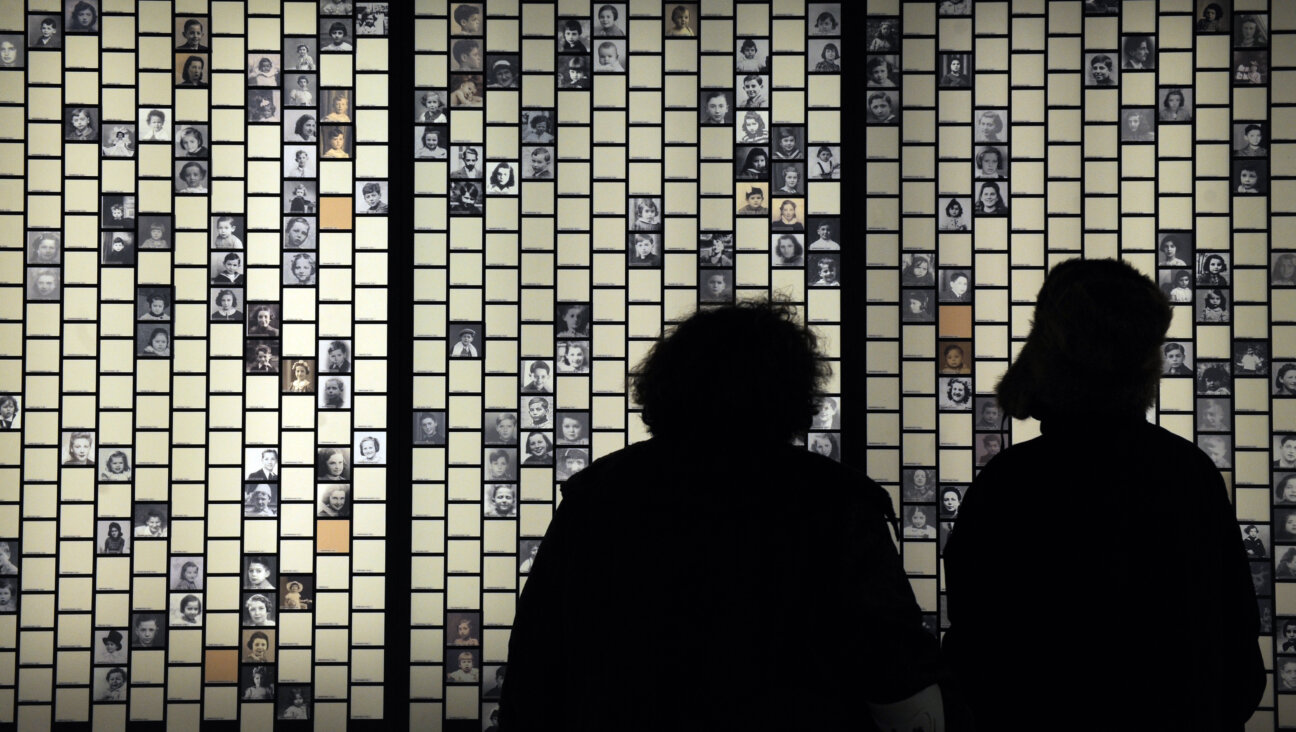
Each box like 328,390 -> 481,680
943,417 -> 1265,731
501,437 -> 947,730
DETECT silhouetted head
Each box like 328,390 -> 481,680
631,299 -> 829,444
997,258 -> 1171,423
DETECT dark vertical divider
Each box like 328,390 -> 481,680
384,6 -> 414,725
840,2 -> 864,470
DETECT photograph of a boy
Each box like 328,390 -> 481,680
29,16 -> 61,48
132,613 -> 166,648
212,215 -> 244,249
211,252 -> 245,285
138,218 -> 170,249
175,17 -> 208,51
451,3 -> 481,35
557,18 -> 588,53
246,343 -> 280,373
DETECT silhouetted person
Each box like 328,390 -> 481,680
501,300 -> 951,731
942,259 -> 1264,731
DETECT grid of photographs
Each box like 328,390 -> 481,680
4,0 -> 390,725
410,2 -> 844,725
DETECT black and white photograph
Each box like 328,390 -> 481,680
317,447 -> 351,481
902,289 -> 934,322
736,184 -> 770,216
1162,341 -> 1195,376
318,483 -> 351,518
771,126 -> 802,160
175,16 -> 209,51
973,181 -> 1008,216
97,446 -> 133,482
319,375 -> 351,409
1197,1 -> 1230,32
245,447 -> 279,483
523,397 -> 552,429
450,323 -> 483,358
451,180 -> 483,215
938,0 -> 971,17
418,125 -> 450,159
939,341 -> 972,375
93,667 -> 127,702
1197,397 -> 1232,432
807,432 -> 840,461
321,89 -> 352,123
522,145 -> 552,179
211,215 -> 245,249
700,269 -> 734,303
131,612 -> 167,649
939,269 -> 971,302
484,448 -> 518,482
555,341 -> 589,373
243,555 -> 277,591
101,194 -> 135,228
1158,233 -> 1193,267
210,287 -> 245,321
556,447 -> 589,481
62,430 -> 95,466
521,360 -> 553,393
175,124 -> 209,157
1276,363 -> 1296,396
320,19 -> 354,51
241,665 -> 276,701
735,146 -> 769,180
593,39 -> 626,73
283,357 -> 315,393
772,198 -> 804,230
521,110 -> 554,143
974,145 -> 1008,179
27,231 -> 60,265
1122,35 -> 1155,70
1277,435 -> 1296,470
169,591 -> 204,627
1232,158 -> 1267,194
808,39 -> 841,73
807,254 -> 840,287
0,34 -> 25,67
1084,53 -> 1117,87
735,37 -> 769,73
1233,50 -> 1268,85
736,74 -> 770,109
902,506 -> 938,539
97,520 -> 129,555
1084,0 -> 1119,16
664,4 -> 697,37
772,162 -> 804,196
865,91 -> 897,124
628,233 -> 662,267
1233,122 -> 1267,157
357,181 -> 389,213
0,395 -> 19,430
28,15 -> 61,48
285,110 -> 318,144
101,232 -> 135,265
1120,108 -> 1155,142
320,125 -> 352,159
283,181 -> 317,214
356,3 -> 389,34
451,145 -> 483,178
450,74 -> 484,105
319,339 -> 351,373
484,483 -> 517,518
812,396 -> 841,430
809,3 -> 841,33
1279,474 -> 1296,504
523,430 -> 554,466
1199,434 -> 1232,469
1159,87 -> 1193,122
865,17 -> 898,52
450,3 -> 482,34
901,253 -> 935,286
902,469 -> 936,502
133,504 -> 167,538
629,197 -> 662,231
940,486 -> 964,519
1234,12 -> 1268,48
865,55 -> 900,90
287,37 -> 317,70
176,52 -> 209,87
27,267 -> 59,300
64,106 -> 97,142
486,161 -> 518,195
242,629 -> 276,663
519,540 -> 541,573
974,398 -> 1005,430
356,432 -> 385,465
556,411 -> 589,446
247,89 -> 280,122
1234,341 -> 1269,376
700,232 -> 734,266
280,575 -> 313,610
939,377 -> 973,411
699,90 -> 733,126
736,110 -> 770,144
174,160 -> 208,193
1196,252 -> 1230,287
94,629 -> 129,664
486,54 -> 520,86
1196,288 -> 1230,323
244,483 -> 278,517
974,110 -> 1007,144
940,198 -> 971,231
1160,269 -> 1192,303
555,303 -> 591,338
485,412 -> 518,445
171,556 -> 204,591
101,124 -> 134,157
278,686 -> 311,720
245,342 -> 281,374
243,593 -> 276,628
285,251 -> 317,285
283,215 -> 316,250
414,411 -> 446,444
247,53 -> 281,86
1196,362 -> 1232,395
247,305 -> 281,338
